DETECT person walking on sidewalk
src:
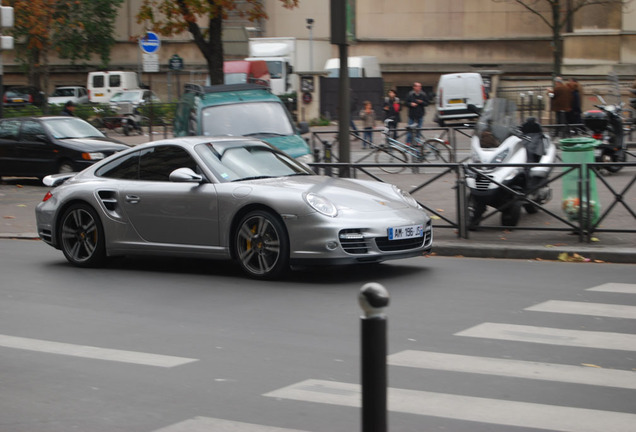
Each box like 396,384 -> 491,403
359,100 -> 376,149
405,82 -> 429,144
383,89 -> 401,139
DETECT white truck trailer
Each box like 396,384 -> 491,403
246,37 -> 331,95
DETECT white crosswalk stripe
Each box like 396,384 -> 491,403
587,283 -> 636,294
525,300 -> 636,319
264,379 -> 636,432
387,350 -> 636,389
0,334 -> 198,367
455,322 -> 636,351
153,416 -> 309,432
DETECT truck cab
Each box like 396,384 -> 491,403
224,60 -> 271,87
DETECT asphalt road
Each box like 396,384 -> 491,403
1,239 -> 635,432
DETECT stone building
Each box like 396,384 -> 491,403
2,0 -> 635,103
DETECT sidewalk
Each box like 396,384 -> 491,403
1,130 -> 634,264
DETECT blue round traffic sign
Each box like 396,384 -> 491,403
139,31 -> 161,54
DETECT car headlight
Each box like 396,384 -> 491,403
82,152 -> 106,161
304,192 -> 338,217
392,185 -> 422,209
491,148 -> 509,164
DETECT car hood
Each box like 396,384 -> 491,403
58,137 -> 127,150
244,176 -> 410,212
260,135 -> 310,159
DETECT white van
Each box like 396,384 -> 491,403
324,56 -> 381,78
435,72 -> 486,126
87,71 -> 140,103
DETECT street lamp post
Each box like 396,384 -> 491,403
306,18 -> 314,71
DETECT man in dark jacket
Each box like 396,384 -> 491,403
405,82 -> 429,144
61,101 -> 76,116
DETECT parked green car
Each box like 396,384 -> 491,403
173,84 -> 312,163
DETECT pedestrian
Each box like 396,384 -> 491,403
567,77 -> 583,129
61,100 -> 76,116
405,82 -> 429,144
382,89 -> 401,139
359,100 -> 376,148
548,77 -> 572,138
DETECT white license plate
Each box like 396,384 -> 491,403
594,149 -> 602,157
388,224 -> 424,240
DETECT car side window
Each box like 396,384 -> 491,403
0,120 -> 21,140
139,145 -> 198,181
96,151 -> 140,179
20,120 -> 46,142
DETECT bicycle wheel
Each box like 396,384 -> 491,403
375,146 -> 408,174
423,139 -> 452,163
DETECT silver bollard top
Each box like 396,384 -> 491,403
359,283 -> 389,318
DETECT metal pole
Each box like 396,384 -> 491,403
359,283 -> 389,432
338,44 -> 350,177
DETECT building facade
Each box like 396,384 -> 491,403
2,0 -> 635,101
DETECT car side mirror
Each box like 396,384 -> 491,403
36,134 -> 49,143
169,167 -> 203,183
297,121 -> 309,135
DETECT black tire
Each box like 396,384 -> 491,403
424,139 -> 452,163
375,147 -> 408,174
467,195 -> 486,228
234,210 -> 289,279
501,200 -> 522,227
603,151 -> 625,173
524,203 -> 539,214
59,203 -> 106,267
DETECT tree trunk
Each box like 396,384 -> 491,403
551,1 -> 562,78
206,13 -> 224,85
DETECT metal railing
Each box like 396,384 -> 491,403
309,146 -> 636,243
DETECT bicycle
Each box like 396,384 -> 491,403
373,120 -> 452,174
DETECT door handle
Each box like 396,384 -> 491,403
125,195 -> 140,204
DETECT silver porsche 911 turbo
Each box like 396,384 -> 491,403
35,136 -> 432,279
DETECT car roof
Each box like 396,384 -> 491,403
184,83 -> 277,106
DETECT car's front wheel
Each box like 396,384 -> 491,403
234,210 -> 289,279
59,203 -> 106,267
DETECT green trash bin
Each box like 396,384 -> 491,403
560,138 -> 601,225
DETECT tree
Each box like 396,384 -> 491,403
136,0 -> 299,85
8,0 -> 124,91
495,0 -> 631,77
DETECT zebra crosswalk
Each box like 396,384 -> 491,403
152,281 -> 636,431
256,281 -> 636,432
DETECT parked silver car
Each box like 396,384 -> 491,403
36,137 -> 432,279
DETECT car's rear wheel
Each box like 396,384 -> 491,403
59,203 -> 106,267
235,210 -> 289,279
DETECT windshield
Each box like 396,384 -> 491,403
195,141 -> 313,182
224,73 -> 248,85
44,117 -> 106,139
110,91 -> 141,103
265,61 -> 283,79
475,98 -> 518,146
52,88 -> 75,97
201,102 -> 295,137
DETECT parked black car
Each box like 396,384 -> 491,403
3,86 -> 47,107
0,116 -> 129,179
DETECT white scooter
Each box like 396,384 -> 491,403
466,98 -> 557,227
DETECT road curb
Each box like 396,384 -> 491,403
433,240 -> 636,264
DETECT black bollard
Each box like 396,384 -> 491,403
359,283 -> 389,432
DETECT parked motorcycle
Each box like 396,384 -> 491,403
582,95 -> 626,173
466,98 -> 556,227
